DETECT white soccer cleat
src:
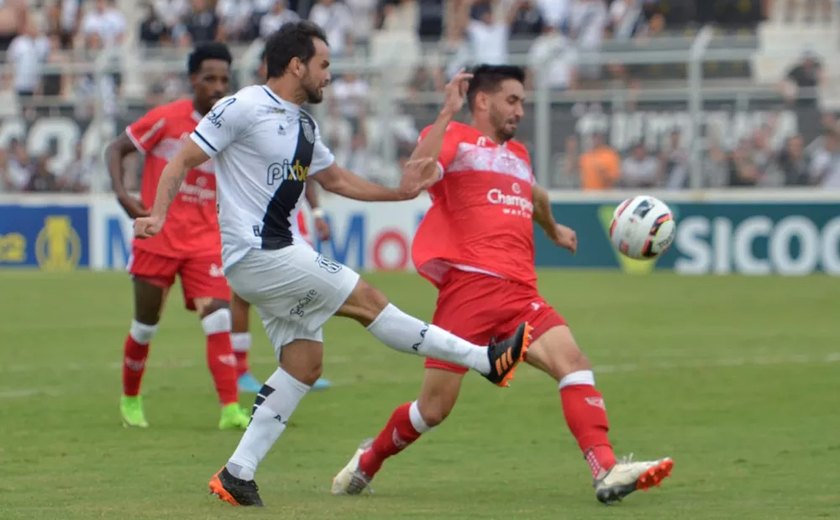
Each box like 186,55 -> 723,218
594,455 -> 674,505
331,439 -> 373,496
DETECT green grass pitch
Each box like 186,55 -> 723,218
1,270 -> 838,519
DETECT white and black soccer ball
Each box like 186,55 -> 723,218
609,196 -> 676,260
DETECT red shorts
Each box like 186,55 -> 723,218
127,248 -> 230,310
425,269 -> 567,374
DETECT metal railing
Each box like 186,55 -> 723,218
0,30 -> 828,194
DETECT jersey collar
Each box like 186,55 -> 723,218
261,85 -> 299,112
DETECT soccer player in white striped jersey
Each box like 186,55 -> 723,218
134,21 -> 532,507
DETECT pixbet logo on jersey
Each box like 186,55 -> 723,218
486,182 -> 533,217
266,160 -> 310,185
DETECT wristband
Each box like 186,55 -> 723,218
311,207 -> 325,219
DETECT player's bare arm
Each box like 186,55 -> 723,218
304,182 -> 331,241
403,71 -> 473,193
312,159 -> 434,202
134,139 -> 210,238
105,132 -> 149,219
533,184 -> 577,253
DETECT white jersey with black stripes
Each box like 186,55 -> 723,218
191,84 -> 335,270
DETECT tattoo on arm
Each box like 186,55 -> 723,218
151,162 -> 187,217
164,175 -> 182,206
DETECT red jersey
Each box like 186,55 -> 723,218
126,98 -> 221,258
412,121 -> 537,288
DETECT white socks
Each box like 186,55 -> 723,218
129,320 -> 158,345
226,368 -> 310,480
231,332 -> 252,353
201,308 -> 232,335
366,304 -> 490,374
409,400 -> 432,433
558,370 -> 595,389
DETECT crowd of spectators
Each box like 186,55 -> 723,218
559,111 -> 840,190
0,0 -> 836,193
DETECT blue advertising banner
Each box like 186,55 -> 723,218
0,205 -> 89,269
536,201 -> 840,275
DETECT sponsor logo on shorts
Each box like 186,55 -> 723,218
209,263 -> 224,278
315,254 -> 343,274
290,289 -> 318,318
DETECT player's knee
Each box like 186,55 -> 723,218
420,407 -> 450,427
341,279 -> 390,324
197,298 -> 229,318
418,396 -> 455,427
359,281 -> 389,314
295,361 -> 323,387
201,307 -> 232,336
529,329 -> 591,380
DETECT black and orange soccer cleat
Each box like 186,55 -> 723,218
208,467 -> 264,507
484,322 -> 533,387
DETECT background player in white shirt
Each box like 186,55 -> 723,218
134,21 -> 532,507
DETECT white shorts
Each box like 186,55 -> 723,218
225,246 -> 360,356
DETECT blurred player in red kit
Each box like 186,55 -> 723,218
332,65 -> 673,504
106,42 -> 249,430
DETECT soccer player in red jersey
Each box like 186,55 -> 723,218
106,42 -> 249,430
332,65 -> 673,504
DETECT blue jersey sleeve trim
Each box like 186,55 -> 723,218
192,130 -> 218,152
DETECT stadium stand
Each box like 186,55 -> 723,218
0,0 -> 838,193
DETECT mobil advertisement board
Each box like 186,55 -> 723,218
89,197 -> 134,270
86,195 -> 431,272
4,192 -> 838,275
314,197 -> 430,271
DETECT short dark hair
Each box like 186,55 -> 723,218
466,64 -> 526,110
187,42 -> 233,75
264,21 -> 329,79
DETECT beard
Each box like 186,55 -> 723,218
302,77 -> 324,104
305,85 -> 323,104
491,110 -> 517,142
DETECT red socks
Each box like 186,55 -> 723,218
230,332 -> 252,377
560,383 -> 616,478
355,380 -> 615,482
122,334 -> 149,396
206,332 -> 239,405
233,352 -> 248,377
359,402 -> 423,477
122,316 -> 238,406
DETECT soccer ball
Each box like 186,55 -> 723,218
609,196 -> 676,260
